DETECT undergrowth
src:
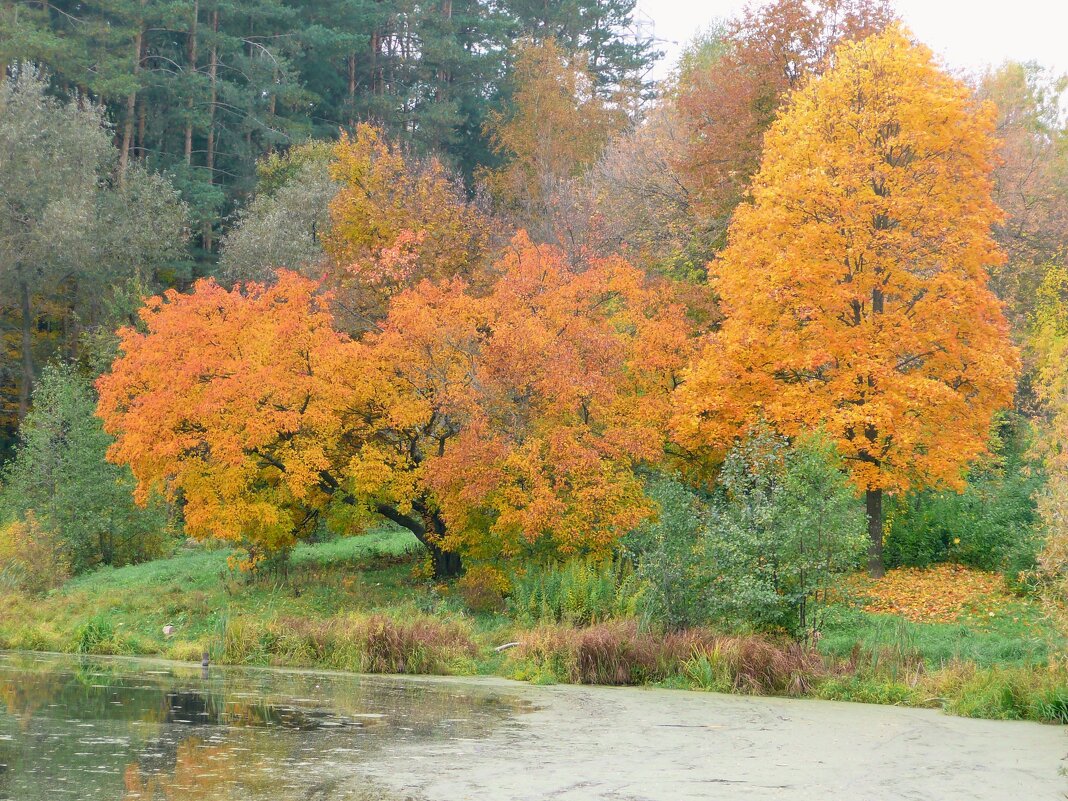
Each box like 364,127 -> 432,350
1,533 -> 1064,723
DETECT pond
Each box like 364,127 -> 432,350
2,650 -> 1066,800
0,651 -> 529,801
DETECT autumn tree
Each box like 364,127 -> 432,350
0,66 -> 111,422
219,142 -> 338,287
977,62 -> 1068,332
356,233 -> 692,575
590,98 -> 713,280
98,236 -> 693,577
675,0 -> 895,224
0,66 -> 187,442
482,37 -> 624,234
1030,263 -> 1068,621
673,26 -> 1018,577
323,124 -> 493,328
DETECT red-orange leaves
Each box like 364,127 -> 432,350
99,235 -> 692,571
97,271 -> 363,556
361,233 -> 693,563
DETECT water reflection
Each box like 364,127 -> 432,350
0,651 -> 529,800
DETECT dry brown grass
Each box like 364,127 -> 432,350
511,622 -> 825,692
223,612 -> 477,674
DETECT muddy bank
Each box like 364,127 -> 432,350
364,677 -> 1068,801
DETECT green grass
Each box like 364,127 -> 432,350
819,606 -> 1058,668
0,527 -> 434,660
1,533 -> 1064,723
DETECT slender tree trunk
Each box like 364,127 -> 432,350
370,30 -> 380,95
866,488 -> 884,578
347,53 -> 356,128
136,98 -> 146,157
184,0 -> 199,164
17,271 -> 34,420
266,67 -> 277,155
118,0 -> 146,184
204,6 -> 219,251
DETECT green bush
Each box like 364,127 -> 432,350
625,476 -> 709,630
0,364 -> 174,574
942,666 -> 1068,723
508,557 -> 645,626
636,430 -> 867,640
884,414 -> 1044,575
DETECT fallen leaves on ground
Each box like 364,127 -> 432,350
846,564 -> 1016,623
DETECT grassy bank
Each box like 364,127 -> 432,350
1,529 -> 1065,723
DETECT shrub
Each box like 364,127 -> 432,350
636,430 -> 867,640
684,637 -> 823,695
73,614 -> 134,654
937,664 -> 1068,723
0,513 -> 70,594
508,557 -> 645,626
510,622 -> 825,692
511,621 -> 677,685
0,364 -> 173,574
457,565 -> 509,613
884,414 -> 1044,575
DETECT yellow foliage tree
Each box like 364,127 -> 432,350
1030,263 -> 1068,626
673,26 -> 1018,576
482,37 -> 623,227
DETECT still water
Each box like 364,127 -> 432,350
0,651 -> 530,801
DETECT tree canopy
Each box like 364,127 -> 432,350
673,26 -> 1018,575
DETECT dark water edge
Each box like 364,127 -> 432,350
0,650 -> 531,801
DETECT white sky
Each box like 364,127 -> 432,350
636,0 -> 1068,82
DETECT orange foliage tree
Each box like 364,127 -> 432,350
358,233 -> 692,574
98,236 -> 692,577
96,271 -> 364,568
673,26 -> 1018,577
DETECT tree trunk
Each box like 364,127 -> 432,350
370,30 -> 380,95
136,97 -> 146,157
432,548 -> 462,580
17,271 -> 34,420
118,0 -> 146,184
374,502 -> 463,580
347,53 -> 356,128
203,6 -> 219,251
866,488 -> 885,578
184,0 -> 199,164
427,511 -> 462,579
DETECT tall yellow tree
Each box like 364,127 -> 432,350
673,26 -> 1018,576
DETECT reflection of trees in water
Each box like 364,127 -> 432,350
0,654 -> 529,801
0,669 -> 69,729
120,731 -> 410,801
122,736 -> 242,801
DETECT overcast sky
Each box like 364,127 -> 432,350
636,0 -> 1068,82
